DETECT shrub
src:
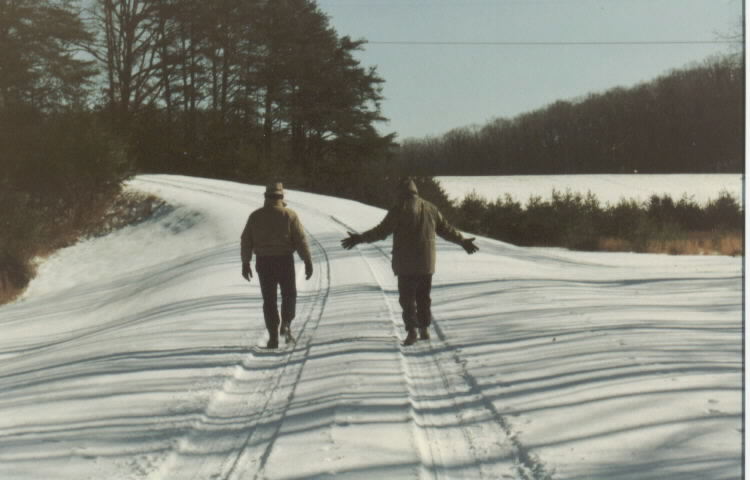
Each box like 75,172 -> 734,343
484,194 -> 524,243
457,192 -> 489,235
445,185 -> 743,255
705,191 -> 743,230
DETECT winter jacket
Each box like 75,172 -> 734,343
241,199 -> 312,265
360,193 -> 466,275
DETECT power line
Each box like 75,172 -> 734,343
366,39 -> 741,46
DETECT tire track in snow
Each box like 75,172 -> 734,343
149,244 -> 329,480
331,215 -> 553,480
227,231 -> 331,480
338,242 -> 452,479
135,177 -> 331,480
139,177 -> 551,478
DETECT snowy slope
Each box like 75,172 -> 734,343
436,174 -> 743,206
0,175 -> 742,480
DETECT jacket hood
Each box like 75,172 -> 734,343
398,178 -> 418,196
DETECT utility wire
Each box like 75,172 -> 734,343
366,39 -> 741,46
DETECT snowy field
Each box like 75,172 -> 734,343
0,175 -> 742,479
436,174 -> 744,206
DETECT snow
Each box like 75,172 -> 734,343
436,174 -> 744,206
0,174 -> 742,479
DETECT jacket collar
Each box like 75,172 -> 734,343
264,198 -> 286,208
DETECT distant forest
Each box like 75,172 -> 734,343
398,55 -> 744,175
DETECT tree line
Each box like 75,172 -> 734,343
399,55 -> 743,175
1,0 -> 395,179
450,189 -> 743,256
84,0 -> 394,183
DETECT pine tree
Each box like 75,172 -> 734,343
0,0 -> 95,113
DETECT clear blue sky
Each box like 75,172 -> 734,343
316,0 -> 742,140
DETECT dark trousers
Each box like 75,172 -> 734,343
398,274 -> 433,331
256,254 -> 296,337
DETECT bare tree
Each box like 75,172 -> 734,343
86,0 -> 165,125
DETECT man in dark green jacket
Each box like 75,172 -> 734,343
341,178 -> 478,345
241,182 -> 313,348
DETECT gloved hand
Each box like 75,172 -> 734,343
461,237 -> 478,254
305,261 -> 313,280
341,232 -> 362,250
242,262 -> 252,281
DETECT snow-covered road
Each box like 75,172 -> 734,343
0,175 -> 742,479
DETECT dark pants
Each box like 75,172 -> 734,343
398,274 -> 433,331
256,254 -> 296,338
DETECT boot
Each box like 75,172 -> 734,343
419,327 -> 430,340
402,328 -> 418,346
281,321 -> 296,344
266,331 -> 279,349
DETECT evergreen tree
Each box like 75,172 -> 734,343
0,0 -> 95,112
255,0 -> 391,177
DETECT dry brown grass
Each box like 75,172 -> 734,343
598,237 -> 634,252
0,284 -> 24,304
599,231 -> 743,256
0,260 -> 34,304
717,232 -> 744,256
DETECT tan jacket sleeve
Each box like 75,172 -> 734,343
360,209 -> 397,243
240,215 -> 254,264
435,210 -> 465,245
290,214 -> 313,265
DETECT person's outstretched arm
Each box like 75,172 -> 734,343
435,210 -> 478,254
341,209 -> 396,249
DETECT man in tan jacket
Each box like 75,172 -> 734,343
241,183 -> 313,349
341,178 -> 478,345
